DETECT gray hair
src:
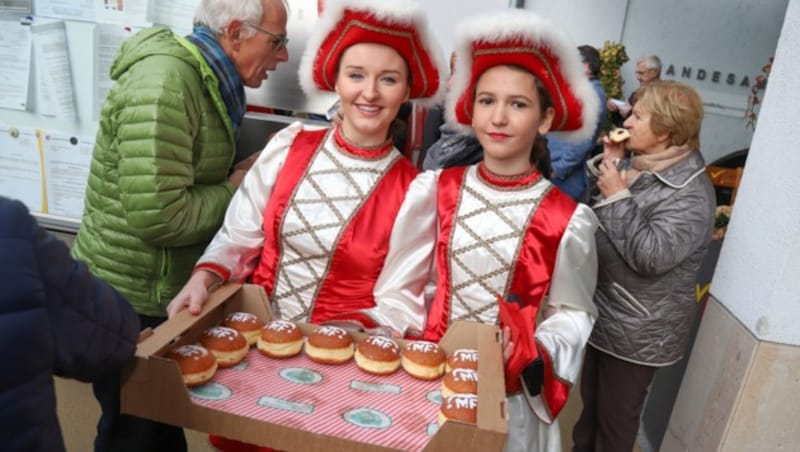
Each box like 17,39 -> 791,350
194,0 -> 265,38
638,54 -> 662,73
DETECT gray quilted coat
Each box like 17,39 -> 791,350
588,150 -> 715,366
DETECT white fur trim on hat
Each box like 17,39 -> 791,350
445,10 -> 600,142
297,0 -> 448,109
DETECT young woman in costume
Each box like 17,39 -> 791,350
421,10 -> 600,452
169,0 -> 445,335
167,2 -> 445,448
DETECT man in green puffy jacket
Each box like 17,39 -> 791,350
72,0 -> 289,450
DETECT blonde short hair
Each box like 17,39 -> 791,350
636,80 -> 704,149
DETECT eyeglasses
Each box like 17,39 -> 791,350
244,22 -> 289,51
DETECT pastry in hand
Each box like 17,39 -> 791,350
609,128 -> 631,143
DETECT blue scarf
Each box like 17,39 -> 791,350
186,25 -> 246,136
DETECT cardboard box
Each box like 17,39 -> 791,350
121,284 -> 508,451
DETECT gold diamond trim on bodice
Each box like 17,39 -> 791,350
272,144 -> 399,321
448,175 -> 551,324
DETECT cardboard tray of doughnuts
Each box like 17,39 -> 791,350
121,283 -> 508,451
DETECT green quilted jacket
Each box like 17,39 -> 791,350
72,27 -> 237,317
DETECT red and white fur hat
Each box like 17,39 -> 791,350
299,0 -> 448,108
447,10 -> 600,142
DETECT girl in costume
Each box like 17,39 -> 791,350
168,0 -> 445,335
167,1 -> 445,449
421,10 -> 600,452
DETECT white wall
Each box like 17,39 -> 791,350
621,0 -> 787,163
711,0 -> 800,346
423,0 -> 513,55
524,0 -> 628,49
525,0 -> 787,163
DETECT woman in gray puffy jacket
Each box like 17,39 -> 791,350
572,81 -> 716,452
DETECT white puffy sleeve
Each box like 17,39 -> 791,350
527,204 -> 599,423
365,170 -> 439,337
195,122 -> 308,281
546,203 -> 599,316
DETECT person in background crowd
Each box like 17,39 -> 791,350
71,0 -> 290,449
422,11 -> 599,452
0,196 -> 140,452
421,51 -> 484,170
166,0 -> 446,449
420,52 -> 455,150
573,80 -> 715,452
547,45 -> 607,202
607,54 -> 661,126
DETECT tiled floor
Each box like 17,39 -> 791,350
55,377 -> 215,452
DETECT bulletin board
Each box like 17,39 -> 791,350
0,0 -> 345,232
0,1 -> 196,231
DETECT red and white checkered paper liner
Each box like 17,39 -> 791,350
189,348 -> 442,451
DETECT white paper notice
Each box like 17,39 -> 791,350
147,0 -> 198,35
95,0 -> 150,27
41,132 -> 93,218
32,21 -> 76,119
33,0 -> 95,22
94,24 -> 133,120
0,21 -> 32,111
0,126 -> 44,212
0,0 -> 32,13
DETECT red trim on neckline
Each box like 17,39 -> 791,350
333,126 -> 394,158
478,163 -> 541,188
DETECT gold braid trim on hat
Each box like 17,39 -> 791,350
321,19 -> 428,96
464,46 -> 568,130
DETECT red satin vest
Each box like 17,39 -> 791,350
250,129 -> 419,327
422,164 -> 576,417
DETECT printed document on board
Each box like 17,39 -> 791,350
32,21 -> 77,119
0,125 -> 44,212
0,20 -> 32,111
41,131 -> 93,218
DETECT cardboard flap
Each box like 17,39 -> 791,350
442,321 -> 508,433
476,322 -> 508,432
136,283 -> 242,358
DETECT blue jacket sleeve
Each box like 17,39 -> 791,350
549,136 -> 594,180
27,206 -> 141,381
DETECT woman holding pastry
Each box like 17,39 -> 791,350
573,81 -> 716,452
421,10 -> 600,452
166,0 -> 446,450
167,0 -> 446,338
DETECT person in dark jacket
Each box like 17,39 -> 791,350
547,45 -> 607,202
71,0 -> 291,449
421,51 -> 485,170
572,80 -> 715,452
0,196 -> 139,452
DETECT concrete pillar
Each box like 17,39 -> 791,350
663,1 -> 800,450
